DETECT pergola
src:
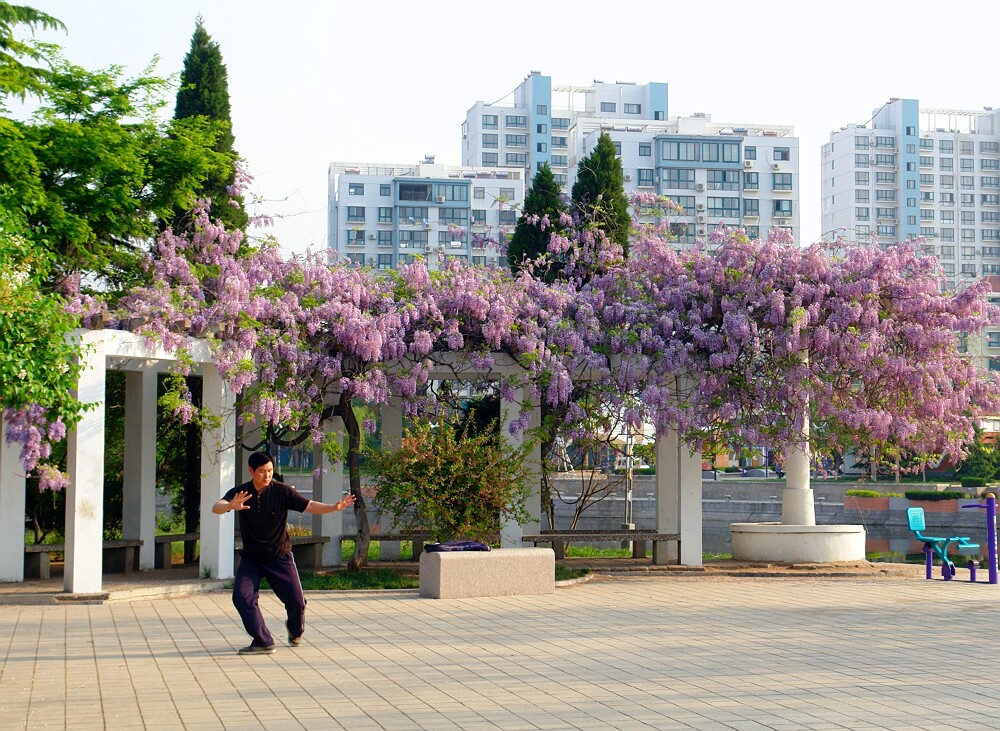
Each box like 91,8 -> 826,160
0,330 -> 703,594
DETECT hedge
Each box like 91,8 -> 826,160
904,490 -> 970,501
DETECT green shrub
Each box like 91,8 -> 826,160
845,489 -> 882,498
904,490 -> 969,501
961,477 -> 989,489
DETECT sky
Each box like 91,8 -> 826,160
22,0 -> 1000,257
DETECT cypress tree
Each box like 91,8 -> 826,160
172,16 -> 246,231
507,163 -> 567,278
571,132 -> 631,254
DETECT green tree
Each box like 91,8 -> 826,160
0,2 -> 63,98
172,16 -> 246,232
367,417 -> 533,543
571,132 -> 631,254
507,162 -> 567,278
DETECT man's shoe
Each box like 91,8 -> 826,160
237,644 -> 275,655
288,634 -> 301,647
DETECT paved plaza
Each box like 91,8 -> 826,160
1,570 -> 999,730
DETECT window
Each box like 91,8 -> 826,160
663,168 -> 695,189
875,136 -> 895,148
855,154 -> 869,168
877,225 -> 896,236
536,142 -> 547,153
482,114 -> 499,129
983,211 -> 1000,223
346,229 -> 364,244
905,126 -> 916,136
960,158 -> 975,172
940,158 -> 954,171
984,176 -> 1000,189
745,225 -> 760,239
473,187 -> 485,199
743,198 -> 759,216
856,190 -> 869,203
536,123 -> 547,134
506,134 -> 527,146
875,207 -> 897,219
876,189 -> 896,201
348,183 -> 364,195
702,143 -> 721,162
482,133 -> 498,148
707,197 -> 740,218
984,159 -> 1000,171
919,191 -> 934,203
482,152 -> 498,167
774,147 -> 790,161
552,117 -> 570,130
398,230 -> 428,247
613,141 -> 622,155
671,196 -> 695,213
941,175 -> 954,188
498,209 -> 516,225
379,184 -> 391,196
920,173 -> 934,186
906,198 -> 916,207
471,256 -> 487,266
772,173 -> 792,191
983,141 -> 1000,154
773,200 -> 793,217
470,209 -> 486,225
434,183 -> 469,202
962,229 -> 976,242
346,206 -> 365,222
855,207 -> 870,220
399,183 -> 432,201
983,194 -> 1000,206
623,103 -> 641,114
875,154 -> 895,166
961,141 -> 975,155
664,141 -> 698,161
743,172 -> 759,190
377,207 -> 392,223
707,170 -> 739,190
499,188 -> 515,200
438,208 -> 468,225
536,104 -> 547,115
940,228 -> 955,242
961,176 -> 975,190
377,230 -> 392,247
552,136 -> 568,149
855,171 -> 869,185
985,230 -> 1000,241
906,162 -> 916,171
855,136 -> 869,150
347,253 -> 365,266
876,171 -> 896,184
920,209 -> 935,221
962,211 -> 976,225
939,139 -> 954,154
745,146 -> 757,160
941,210 -> 954,223
962,193 -> 975,206
670,222 -> 694,244
600,102 -> 616,112
377,254 -> 392,270
637,169 -> 654,187
505,115 -> 526,127
639,143 -> 651,157
399,206 -> 428,221
551,155 -> 568,166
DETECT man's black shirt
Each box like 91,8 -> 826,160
223,480 -> 310,562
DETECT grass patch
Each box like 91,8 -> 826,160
555,565 -> 590,581
565,545 -> 633,558
263,569 -> 419,591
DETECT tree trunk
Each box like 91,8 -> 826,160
339,392 -> 369,570
183,376 -> 202,564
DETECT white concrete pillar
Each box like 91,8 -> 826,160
781,408 -> 815,526
199,366 -> 236,579
0,419 -> 27,581
313,409 -> 344,567
65,339 -> 107,594
654,425 -> 702,566
378,398 -> 403,560
500,390 -> 540,548
122,369 -> 157,569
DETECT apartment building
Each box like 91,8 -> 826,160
463,71 -> 800,244
328,158 -> 524,271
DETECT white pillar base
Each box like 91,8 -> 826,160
731,523 -> 866,563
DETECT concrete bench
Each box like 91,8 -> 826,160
521,529 -> 681,564
419,547 -> 555,599
234,535 -> 331,570
154,533 -> 200,569
24,539 -> 144,580
340,533 -> 433,561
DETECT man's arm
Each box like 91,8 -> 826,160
303,494 -> 356,515
212,491 -> 251,515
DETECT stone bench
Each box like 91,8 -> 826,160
340,533 -> 433,561
521,529 -> 681,564
419,547 -> 555,599
234,535 -> 331,570
24,539 -> 144,580
153,533 -> 201,569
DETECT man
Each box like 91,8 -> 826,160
213,451 -> 355,655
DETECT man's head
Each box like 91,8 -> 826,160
247,452 -> 274,491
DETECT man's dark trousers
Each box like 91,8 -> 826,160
232,551 -> 306,647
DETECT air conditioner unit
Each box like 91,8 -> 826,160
449,240 -> 462,248
695,183 -> 705,191
743,160 -> 753,169
424,244 -> 433,252
368,233 -> 376,240
772,163 -> 780,170
436,196 -> 445,203
698,228 -> 707,236
696,214 -> 706,223
424,223 -> 433,230
696,203 -> 706,211
777,218 -> 789,225
624,174 -> 632,182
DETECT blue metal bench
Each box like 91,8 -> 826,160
906,506 -> 980,580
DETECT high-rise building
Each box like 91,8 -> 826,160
463,71 -> 800,244
821,98 -> 1000,286
328,158 -> 524,271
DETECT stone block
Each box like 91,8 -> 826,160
419,547 -> 554,599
